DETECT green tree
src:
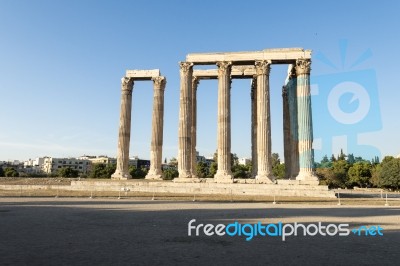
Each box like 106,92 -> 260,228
273,163 -> 285,179
332,160 -> 350,186
338,149 -> 346,161
57,167 -> 79,178
378,156 -> 400,189
354,156 -> 369,163
316,167 -> 338,188
320,155 -> 332,168
196,162 -> 209,178
231,153 -> 239,167
89,163 -> 116,179
129,166 -> 147,179
371,156 -> 380,165
321,155 -> 329,164
0,167 -> 4,177
317,160 -> 349,188
209,162 -> 218,177
232,164 -> 251,179
271,153 -> 280,169
270,153 -> 285,179
4,167 -> 19,177
370,164 -> 382,187
347,162 -> 372,188
347,153 -> 355,164
163,168 -> 178,180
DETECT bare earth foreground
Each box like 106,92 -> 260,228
0,198 -> 399,266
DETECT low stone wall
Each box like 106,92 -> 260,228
69,180 -> 336,198
0,180 -> 336,198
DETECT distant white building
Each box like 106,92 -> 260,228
88,156 -> 117,165
23,157 -> 46,174
42,157 -> 91,174
238,158 -> 251,165
24,157 -> 46,168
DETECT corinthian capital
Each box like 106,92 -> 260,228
179,62 -> 193,77
295,59 -> 311,75
152,76 -> 166,90
255,60 -> 271,76
216,61 -> 232,77
121,77 -> 134,94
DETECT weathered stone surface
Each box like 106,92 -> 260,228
146,76 -> 166,180
176,62 -> 194,181
186,48 -> 311,65
112,77 -> 134,180
214,61 -> 233,183
254,60 -> 274,183
295,59 -> 318,182
251,77 -> 258,178
191,77 -> 199,178
113,71 -> 166,181
125,69 -> 160,80
66,180 -> 336,198
193,66 -> 256,79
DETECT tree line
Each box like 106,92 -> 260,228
1,151 -> 399,190
316,151 -> 400,189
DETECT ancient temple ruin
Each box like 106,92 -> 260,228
112,48 -> 319,185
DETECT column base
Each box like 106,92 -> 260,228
178,170 -> 191,179
214,171 -> 233,183
173,177 -> 201,183
145,173 -> 164,181
111,171 -> 132,180
255,175 -> 275,184
296,171 -> 319,185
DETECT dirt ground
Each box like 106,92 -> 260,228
0,197 -> 399,266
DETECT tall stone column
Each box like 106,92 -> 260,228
214,61 -> 233,183
282,85 -> 291,179
112,77 -> 134,180
287,65 -> 299,178
255,60 -> 274,183
176,62 -> 194,182
251,77 -> 258,178
295,59 -> 319,184
191,77 -> 199,178
146,76 -> 166,180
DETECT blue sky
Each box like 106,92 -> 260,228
0,0 -> 399,162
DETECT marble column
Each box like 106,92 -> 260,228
191,77 -> 199,178
282,85 -> 291,179
214,61 -> 233,183
112,77 -> 134,180
295,59 -> 319,183
146,76 -> 166,180
255,60 -> 274,183
176,62 -> 194,181
287,65 -> 299,178
251,77 -> 258,178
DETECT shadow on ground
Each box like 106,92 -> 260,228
0,198 -> 399,266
